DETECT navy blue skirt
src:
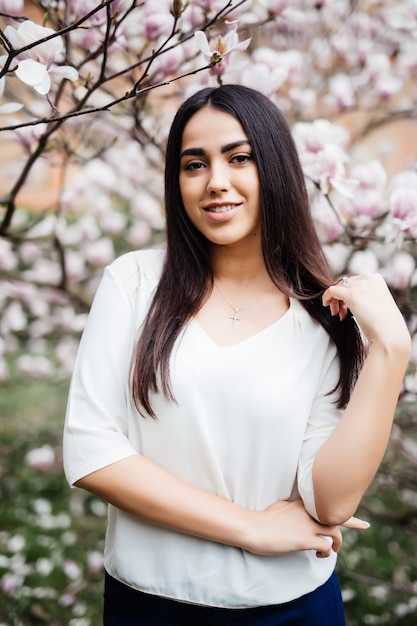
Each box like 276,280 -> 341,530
103,570 -> 346,625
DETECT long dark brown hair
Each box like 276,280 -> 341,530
131,84 -> 364,417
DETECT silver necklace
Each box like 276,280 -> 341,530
214,283 -> 260,329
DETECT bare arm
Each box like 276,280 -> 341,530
76,453 -> 368,558
314,274 -> 411,525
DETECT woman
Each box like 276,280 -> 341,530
63,85 -> 411,625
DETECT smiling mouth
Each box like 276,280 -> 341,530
204,204 -> 239,213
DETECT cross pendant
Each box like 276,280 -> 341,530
230,308 -> 240,329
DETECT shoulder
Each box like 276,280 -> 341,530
290,298 -> 337,361
106,248 -> 165,298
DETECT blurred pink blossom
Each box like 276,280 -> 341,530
351,161 -> 388,190
311,193 -> 344,242
1,573 -> 24,593
9,122 -> 48,151
259,0 -> 298,17
143,3 -> 174,41
152,46 -> 185,78
87,551 -> 105,574
349,161 -> 387,219
84,238 -> 115,267
322,242 -> 350,277
127,221 -> 152,247
1,301 -> 26,333
348,249 -> 380,276
389,188 -> 417,221
0,238 -> 17,271
293,119 -> 349,154
25,445 -> 55,472
0,0 -> 24,14
384,251 -> 416,290
239,61 -> 288,97
252,48 -> 304,82
17,354 -> 53,379
63,559 -> 82,581
327,74 -> 355,110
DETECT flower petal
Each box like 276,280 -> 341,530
3,25 -> 25,48
18,20 -> 56,46
15,58 -> 48,87
0,101 -> 24,114
50,65 -> 79,82
225,37 -> 252,55
194,31 -> 212,57
33,72 -> 51,95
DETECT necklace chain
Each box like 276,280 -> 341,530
214,283 -> 260,329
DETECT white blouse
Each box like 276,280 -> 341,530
63,248 -> 342,608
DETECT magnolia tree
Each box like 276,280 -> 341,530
1,0 -> 417,618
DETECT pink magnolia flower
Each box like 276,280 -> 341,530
0,0 -> 24,15
385,251 -> 416,290
3,20 -> 78,95
349,161 -> 387,219
327,73 -> 355,110
195,22 -> 251,76
348,249 -> 379,276
239,62 -> 288,97
311,193 -> 344,243
258,0 -> 295,17
322,242 -> 350,276
389,188 -> 417,220
293,119 -> 349,154
293,120 -> 357,198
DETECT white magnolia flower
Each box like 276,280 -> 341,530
195,22 -> 251,76
3,20 -> 78,95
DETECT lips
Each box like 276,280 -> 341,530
201,202 -> 242,223
203,203 -> 240,213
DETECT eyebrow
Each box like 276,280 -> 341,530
180,140 -> 251,159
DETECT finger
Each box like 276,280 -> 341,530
341,516 -> 370,530
323,292 -> 349,320
315,538 -> 333,558
316,528 -> 342,556
322,285 -> 348,307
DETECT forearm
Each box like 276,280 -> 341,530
76,453 -> 361,557
76,453 -> 252,549
313,338 -> 410,525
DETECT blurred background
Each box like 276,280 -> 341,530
1,1 -> 417,624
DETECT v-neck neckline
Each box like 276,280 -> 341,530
189,299 -> 294,350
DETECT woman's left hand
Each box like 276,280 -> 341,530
322,273 -> 410,350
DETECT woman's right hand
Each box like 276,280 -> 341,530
243,499 -> 369,558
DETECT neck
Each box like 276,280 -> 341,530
210,243 -> 269,285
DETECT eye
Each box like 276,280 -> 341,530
183,160 -> 206,171
230,153 -> 253,164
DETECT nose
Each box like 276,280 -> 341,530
206,162 -> 231,195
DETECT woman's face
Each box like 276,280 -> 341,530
179,106 -> 261,251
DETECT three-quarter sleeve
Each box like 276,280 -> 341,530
63,262 -> 140,486
296,342 -> 342,521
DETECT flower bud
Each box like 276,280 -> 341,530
172,0 -> 184,18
